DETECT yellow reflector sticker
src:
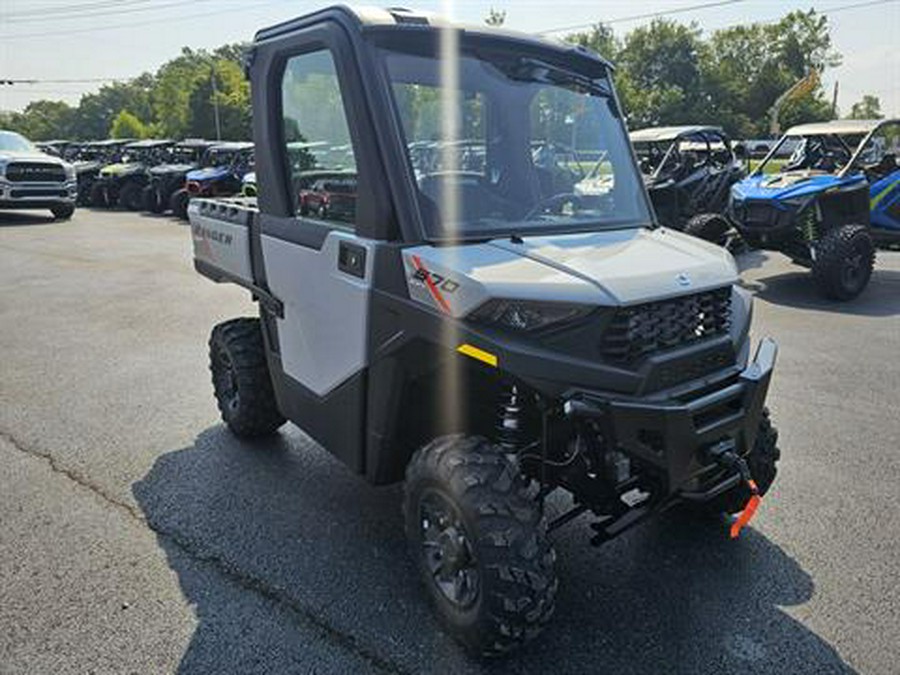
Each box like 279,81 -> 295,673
457,343 -> 498,367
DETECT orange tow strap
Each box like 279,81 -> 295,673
730,479 -> 761,539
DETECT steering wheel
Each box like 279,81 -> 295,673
524,192 -> 583,220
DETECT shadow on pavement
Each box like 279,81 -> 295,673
734,248 -> 770,274
133,425 -> 856,675
750,268 -> 900,316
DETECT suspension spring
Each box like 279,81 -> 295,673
496,384 -> 528,452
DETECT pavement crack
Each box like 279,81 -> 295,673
0,428 -> 145,522
0,428 -> 409,675
144,518 -> 412,675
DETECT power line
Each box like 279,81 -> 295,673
1,79 -> 123,85
0,0 -> 157,20
536,0 -> 897,35
537,0 -> 744,35
2,0 -> 220,25
0,0 -> 283,40
821,0 -> 899,12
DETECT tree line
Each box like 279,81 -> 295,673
0,9 -> 885,143
1,44 -> 250,142
565,9 -> 881,137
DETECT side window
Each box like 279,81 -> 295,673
281,50 -> 358,227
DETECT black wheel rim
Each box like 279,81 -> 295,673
214,347 -> 240,412
419,489 -> 479,609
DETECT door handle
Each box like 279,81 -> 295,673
338,241 -> 367,279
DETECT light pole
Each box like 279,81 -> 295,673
210,60 -> 222,141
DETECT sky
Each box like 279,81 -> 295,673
1,0 -> 898,118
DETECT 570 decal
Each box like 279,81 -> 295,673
411,267 -> 460,294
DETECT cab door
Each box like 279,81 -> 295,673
248,20 -> 394,472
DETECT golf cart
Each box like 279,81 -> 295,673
170,141 -> 254,219
628,126 -> 746,232
711,119 -> 900,300
188,6 -> 781,656
141,139 -> 216,213
90,139 -> 174,209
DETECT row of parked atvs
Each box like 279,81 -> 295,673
620,119 -> 900,300
40,138 -> 256,220
41,117 -> 900,301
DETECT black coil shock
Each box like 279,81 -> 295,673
496,384 -> 528,451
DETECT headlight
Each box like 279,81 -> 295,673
64,164 -> 76,181
469,299 -> 593,332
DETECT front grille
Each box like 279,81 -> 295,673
600,288 -> 732,364
10,189 -> 68,198
735,200 -> 791,229
5,162 -> 66,183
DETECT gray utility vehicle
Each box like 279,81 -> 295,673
628,126 -> 746,234
189,6 -> 781,656
0,130 -> 77,219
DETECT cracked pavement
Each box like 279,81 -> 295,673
1,209 -> 898,674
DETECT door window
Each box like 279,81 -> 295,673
281,50 -> 358,227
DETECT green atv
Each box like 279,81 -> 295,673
71,139 -> 133,206
89,139 -> 174,209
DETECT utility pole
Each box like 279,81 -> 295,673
831,81 -> 839,118
210,61 -> 222,141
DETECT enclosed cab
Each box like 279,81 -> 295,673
189,6 -> 781,656
0,130 -> 77,220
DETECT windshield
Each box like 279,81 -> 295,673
0,131 -> 37,153
756,133 -> 862,175
378,42 -> 651,240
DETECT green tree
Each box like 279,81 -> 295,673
566,23 -> 617,61
848,95 -> 883,120
109,110 -> 149,139
186,58 -> 251,140
615,19 -> 706,128
3,100 -> 76,140
703,10 -> 840,136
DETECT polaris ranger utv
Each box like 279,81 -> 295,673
90,139 -> 174,209
171,142 -> 254,219
627,126 -> 746,234
189,6 -> 781,656
141,139 -> 216,213
71,139 -> 133,206
697,119 -> 900,300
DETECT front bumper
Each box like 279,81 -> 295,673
730,199 -> 798,243
565,338 -> 777,496
0,179 -> 77,208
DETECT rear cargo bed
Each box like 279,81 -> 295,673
189,196 -> 282,316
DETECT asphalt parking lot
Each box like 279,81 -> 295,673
1,207 -> 899,675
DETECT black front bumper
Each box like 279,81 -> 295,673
565,338 -> 777,497
730,200 -> 799,245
